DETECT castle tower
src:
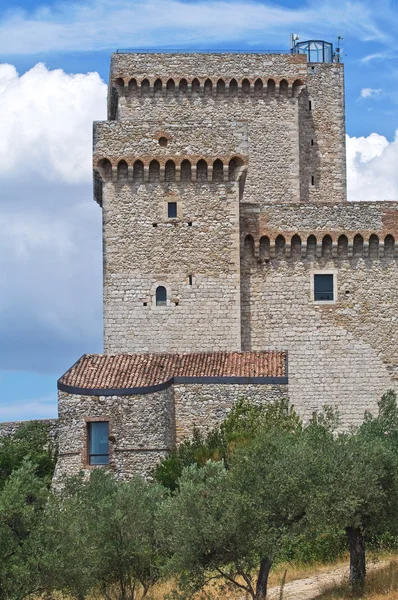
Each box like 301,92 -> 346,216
51,40 -> 398,483
94,45 -> 346,354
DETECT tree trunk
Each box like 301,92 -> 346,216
346,526 -> 366,594
255,557 -> 272,600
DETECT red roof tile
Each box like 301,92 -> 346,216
58,351 -> 287,394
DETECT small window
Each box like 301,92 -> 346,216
156,286 -> 167,306
311,139 -> 314,146
168,202 -> 177,218
311,175 -> 315,186
88,421 -> 109,465
309,100 -> 312,110
188,274 -> 193,285
314,274 -> 334,302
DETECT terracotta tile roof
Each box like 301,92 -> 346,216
58,351 -> 287,395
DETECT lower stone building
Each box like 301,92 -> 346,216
53,351 -> 287,483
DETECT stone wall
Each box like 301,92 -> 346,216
174,383 -> 289,443
100,174 -> 242,354
54,388 -> 174,484
0,418 -> 58,439
54,382 -> 288,481
241,202 -> 398,425
299,63 -> 346,204
106,52 -> 336,205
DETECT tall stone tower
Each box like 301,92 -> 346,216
50,40 -> 398,482
93,43 -> 346,355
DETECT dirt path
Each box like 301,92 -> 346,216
266,560 -> 389,600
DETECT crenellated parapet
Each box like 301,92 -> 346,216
241,202 -> 398,263
112,75 -> 305,100
243,232 -> 397,262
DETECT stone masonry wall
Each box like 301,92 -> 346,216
241,202 -> 398,425
0,419 -> 58,440
174,383 -> 289,443
54,382 -> 289,481
100,175 -> 242,354
108,53 -> 311,204
299,63 -> 346,204
53,388 -> 174,485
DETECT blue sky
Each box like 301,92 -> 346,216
1,0 -> 398,420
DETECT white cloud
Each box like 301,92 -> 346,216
347,131 -> 398,200
0,0 -> 389,54
0,63 -> 107,372
360,87 -> 382,98
0,63 -> 106,182
361,52 -> 387,63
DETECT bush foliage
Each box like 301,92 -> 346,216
2,394 -> 398,599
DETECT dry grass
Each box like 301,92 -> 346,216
314,559 -> 398,599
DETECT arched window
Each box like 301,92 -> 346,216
128,78 -> 138,94
165,160 -> 176,182
117,160 -> 128,182
197,159 -> 208,182
156,286 -> 167,306
229,79 -> 238,96
191,78 -> 200,95
337,234 -> 348,258
141,79 -> 150,95
385,234 -> 395,259
254,78 -> 263,95
98,158 -> 112,181
204,79 -> 213,96
217,79 -> 225,94
322,235 -> 332,258
260,236 -> 270,259
275,235 -> 286,257
291,234 -> 302,258
179,79 -> 188,94
369,234 -> 379,259
154,79 -> 162,94
212,159 -> 223,182
353,234 -> 364,257
279,79 -> 288,98
166,79 -> 175,94
115,77 -> 124,92
133,160 -> 144,183
292,80 -> 303,97
181,159 -> 192,182
244,234 -> 254,256
267,79 -> 275,97
229,157 -> 244,181
149,160 -> 160,183
242,79 -> 250,95
307,235 -> 317,258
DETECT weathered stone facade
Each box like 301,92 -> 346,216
4,44 -> 398,483
54,381 -> 288,482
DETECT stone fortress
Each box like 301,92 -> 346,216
4,38 -> 398,482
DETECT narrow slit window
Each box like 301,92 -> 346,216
188,275 -> 193,285
314,274 -> 334,302
309,100 -> 312,110
311,139 -> 314,146
311,175 -> 315,186
88,421 -> 109,465
168,202 -> 177,218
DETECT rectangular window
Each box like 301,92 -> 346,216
309,100 -> 312,110
311,175 -> 315,186
88,421 -> 109,465
314,274 -> 334,302
168,202 -> 177,218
